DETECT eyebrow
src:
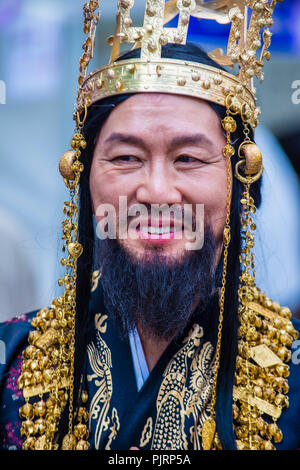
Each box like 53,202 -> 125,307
103,132 -> 216,150
103,133 -> 147,149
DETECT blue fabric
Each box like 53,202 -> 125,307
128,328 -> 150,392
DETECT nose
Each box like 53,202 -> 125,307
136,160 -> 182,206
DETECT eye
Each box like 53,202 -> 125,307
175,155 -> 200,164
111,155 -> 141,163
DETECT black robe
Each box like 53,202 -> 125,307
0,282 -> 300,450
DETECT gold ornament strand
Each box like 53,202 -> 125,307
61,112 -> 90,450
233,132 -> 299,450
201,100 -> 235,451
18,118 -> 87,450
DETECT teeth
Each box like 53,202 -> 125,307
140,226 -> 174,235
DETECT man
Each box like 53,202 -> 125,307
1,1 -> 300,451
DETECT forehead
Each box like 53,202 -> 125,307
97,93 -> 223,141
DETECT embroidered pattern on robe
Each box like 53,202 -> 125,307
141,324 -> 214,450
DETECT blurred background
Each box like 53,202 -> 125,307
0,0 -> 299,321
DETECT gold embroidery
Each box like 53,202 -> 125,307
105,407 -> 120,450
149,324 -> 214,450
87,314 -> 115,449
95,313 -> 108,334
140,417 -> 153,448
91,270 -> 102,292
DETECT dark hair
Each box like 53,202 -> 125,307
59,42 -> 262,449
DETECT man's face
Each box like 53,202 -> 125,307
90,93 -> 228,263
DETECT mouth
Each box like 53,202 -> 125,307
134,218 -> 185,242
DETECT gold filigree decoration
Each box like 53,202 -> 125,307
77,0 -> 283,129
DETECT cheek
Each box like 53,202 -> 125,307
187,170 -> 229,240
89,162 -> 136,215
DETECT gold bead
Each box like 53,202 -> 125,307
115,79 -> 124,92
280,332 -> 292,347
62,433 -> 77,450
256,417 -> 266,432
43,369 -> 53,383
35,418 -> 46,435
46,396 -> 56,410
222,116 -> 237,133
107,69 -> 115,80
275,364 -> 289,378
32,370 -> 43,384
280,307 -> 292,319
21,420 -> 35,436
214,74 -> 223,85
81,391 -> 89,404
274,393 -> 287,407
223,144 -> 235,157
59,150 -> 77,181
177,77 -> 186,86
19,403 -> 34,420
22,437 -> 36,450
277,346 -> 288,361
126,64 -> 136,74
30,360 -> 39,372
78,407 -> 89,422
74,423 -> 88,439
274,429 -> 283,443
146,6 -> 156,16
76,439 -> 90,450
253,386 -> 263,398
202,80 -> 211,90
263,439 -> 274,450
53,405 -> 62,419
23,371 -> 33,387
266,423 -> 278,438
39,356 -> 50,370
28,330 -> 41,345
159,34 -> 168,46
254,2 -> 263,13
23,345 -> 36,359
191,72 -> 200,82
67,241 -> 83,259
123,17 -> 133,26
34,400 -> 47,418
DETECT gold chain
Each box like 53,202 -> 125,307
67,173 -> 80,438
210,152 -> 232,416
201,101 -> 235,450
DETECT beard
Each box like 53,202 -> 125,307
95,228 -> 217,342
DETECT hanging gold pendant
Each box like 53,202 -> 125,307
62,433 -> 77,450
202,417 -> 216,450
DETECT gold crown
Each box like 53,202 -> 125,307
76,0 -> 282,129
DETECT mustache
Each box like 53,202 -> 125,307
125,203 -> 197,231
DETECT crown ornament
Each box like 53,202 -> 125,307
76,0 -> 282,129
